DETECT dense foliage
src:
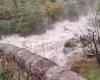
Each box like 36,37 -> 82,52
0,0 -> 63,35
0,0 -> 95,36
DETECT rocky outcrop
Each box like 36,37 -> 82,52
64,38 -> 81,54
0,43 -> 85,80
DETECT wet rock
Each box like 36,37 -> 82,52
64,38 -> 81,54
46,66 -> 85,80
0,43 -> 85,80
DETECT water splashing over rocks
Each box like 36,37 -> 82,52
0,14 -> 93,68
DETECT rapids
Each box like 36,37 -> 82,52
0,14 -> 93,67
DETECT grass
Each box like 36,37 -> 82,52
0,68 -> 19,80
71,58 -> 100,80
83,67 -> 100,80
0,68 -> 11,80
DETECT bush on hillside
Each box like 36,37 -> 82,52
67,2 -> 79,16
97,3 -> 100,11
44,1 -> 63,20
0,0 -> 17,19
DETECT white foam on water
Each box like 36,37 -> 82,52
0,14 -> 92,66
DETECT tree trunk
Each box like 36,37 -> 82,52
95,54 -> 100,67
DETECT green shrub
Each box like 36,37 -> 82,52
11,4 -> 46,33
97,3 -> 100,11
0,24 -> 9,34
67,2 -> 79,15
0,68 -> 12,80
0,0 -> 65,35
49,0 -> 56,3
0,0 -> 17,19
44,1 -> 63,20
0,68 -> 19,80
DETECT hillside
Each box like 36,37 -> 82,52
0,0 -> 100,80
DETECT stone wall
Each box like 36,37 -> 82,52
0,43 -> 85,80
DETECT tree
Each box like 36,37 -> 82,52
12,0 -> 18,8
79,10 -> 100,66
